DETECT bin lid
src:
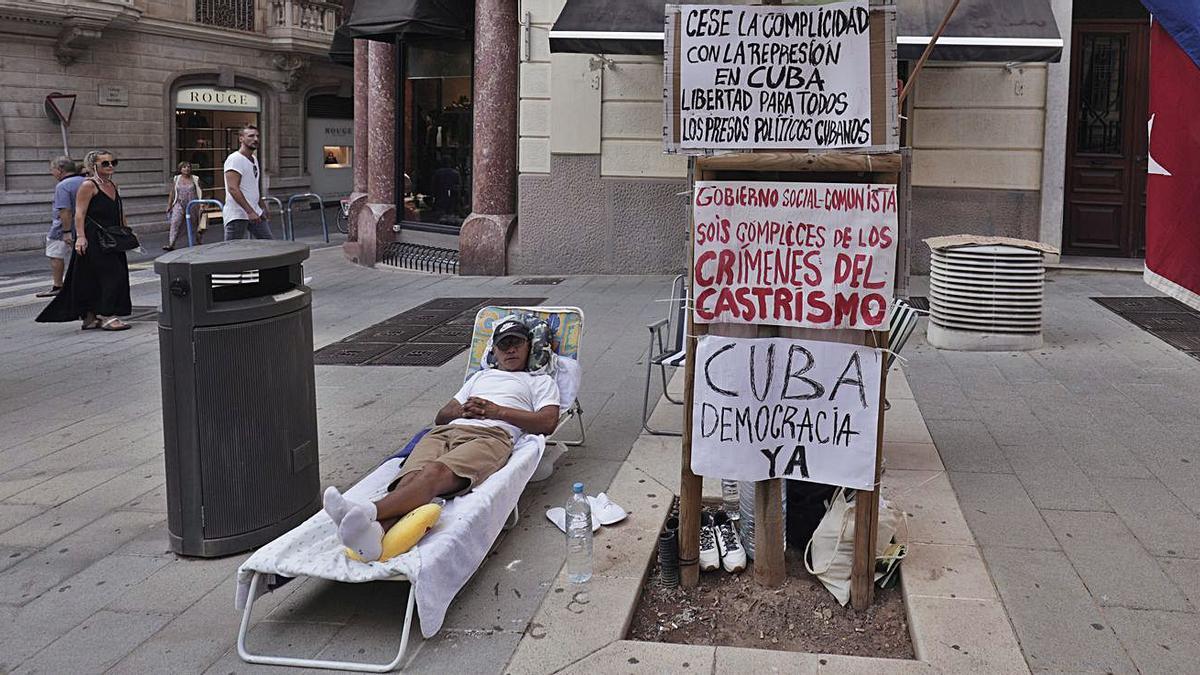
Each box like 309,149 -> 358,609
155,240 -> 310,274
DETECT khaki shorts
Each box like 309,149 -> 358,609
45,237 -> 71,260
392,424 -> 514,496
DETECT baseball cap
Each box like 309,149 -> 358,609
493,318 -> 531,343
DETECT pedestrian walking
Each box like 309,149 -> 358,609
36,150 -> 133,331
222,124 -> 272,240
164,161 -> 203,250
36,156 -> 86,298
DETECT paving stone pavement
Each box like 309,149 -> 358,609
0,243 -> 678,673
905,270 -> 1200,674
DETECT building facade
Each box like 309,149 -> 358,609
513,0 -> 1152,276
0,0 -> 352,252
339,0 -> 1151,277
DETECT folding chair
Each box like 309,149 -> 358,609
235,305 -> 584,673
641,274 -> 688,436
886,298 -> 921,369
883,298 -> 922,410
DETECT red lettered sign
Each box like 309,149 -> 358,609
693,180 -> 897,329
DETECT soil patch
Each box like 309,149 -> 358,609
627,524 -> 914,659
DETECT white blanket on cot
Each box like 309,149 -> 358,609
235,434 -> 545,638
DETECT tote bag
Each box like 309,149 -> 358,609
804,487 -> 906,606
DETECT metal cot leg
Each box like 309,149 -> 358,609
238,572 -> 417,673
552,400 -> 586,447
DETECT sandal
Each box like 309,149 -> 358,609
81,318 -> 100,330
100,317 -> 131,331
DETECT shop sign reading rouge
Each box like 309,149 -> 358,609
175,87 -> 261,112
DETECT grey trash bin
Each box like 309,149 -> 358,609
156,241 -> 320,557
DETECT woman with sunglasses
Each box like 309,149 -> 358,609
36,150 -> 133,331
164,161 -> 203,250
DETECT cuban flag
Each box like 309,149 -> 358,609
1142,1 -> 1200,310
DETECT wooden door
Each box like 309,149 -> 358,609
1064,21 -> 1150,257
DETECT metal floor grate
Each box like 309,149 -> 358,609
1093,296 -> 1200,362
314,296 -> 546,367
513,277 -> 566,286
314,342 -> 400,366
1092,296 -> 1194,314
350,324 -> 432,344
415,324 -> 475,344
379,243 -> 460,274
367,343 -> 468,366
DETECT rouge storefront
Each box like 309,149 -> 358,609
174,86 -> 262,204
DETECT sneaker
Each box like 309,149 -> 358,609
713,512 -> 747,573
698,512 -> 720,572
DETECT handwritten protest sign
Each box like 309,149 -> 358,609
693,180 -> 897,329
691,335 -> 881,490
676,1 -> 872,150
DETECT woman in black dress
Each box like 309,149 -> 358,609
36,150 -> 132,331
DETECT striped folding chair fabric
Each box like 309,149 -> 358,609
886,298 -> 921,370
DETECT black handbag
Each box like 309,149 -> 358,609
88,184 -> 139,253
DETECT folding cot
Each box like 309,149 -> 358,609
235,305 -> 585,672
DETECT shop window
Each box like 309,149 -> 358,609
402,40 -> 473,229
323,146 -> 352,168
175,108 -> 259,203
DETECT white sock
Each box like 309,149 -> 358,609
323,486 -> 354,525
339,504 -> 383,562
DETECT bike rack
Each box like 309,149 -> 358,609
261,196 -> 283,237
184,198 -> 226,248
284,193 -> 329,243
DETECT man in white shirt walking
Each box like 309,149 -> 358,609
222,125 -> 272,240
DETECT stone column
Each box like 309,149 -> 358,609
352,40 -> 370,196
460,0 -> 518,275
344,39 -> 370,258
357,39 -> 397,266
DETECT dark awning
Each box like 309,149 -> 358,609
899,0 -> 1063,62
548,0 -> 664,56
548,0 -> 1063,63
343,0 -> 473,42
329,25 -> 353,65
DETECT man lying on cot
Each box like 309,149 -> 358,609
322,317 -> 561,562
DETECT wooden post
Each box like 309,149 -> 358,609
753,478 -> 786,586
851,330 -> 889,609
752,324 -> 785,587
678,160 -> 705,589
678,312 -> 703,588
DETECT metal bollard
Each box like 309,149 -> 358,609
184,199 -> 225,248
261,196 -> 283,238
284,193 -> 329,243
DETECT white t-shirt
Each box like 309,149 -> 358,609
222,151 -> 262,222
451,369 -> 561,439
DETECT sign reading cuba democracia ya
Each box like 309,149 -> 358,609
692,335 -> 882,490
693,180 -> 897,330
678,1 -> 872,149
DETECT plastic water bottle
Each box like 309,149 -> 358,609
565,482 -> 593,584
721,479 -> 740,520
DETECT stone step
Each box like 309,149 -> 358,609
0,217 -> 168,253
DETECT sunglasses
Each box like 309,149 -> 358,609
496,337 -> 527,351
99,159 -> 119,168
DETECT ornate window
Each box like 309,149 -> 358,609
195,0 -> 256,32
